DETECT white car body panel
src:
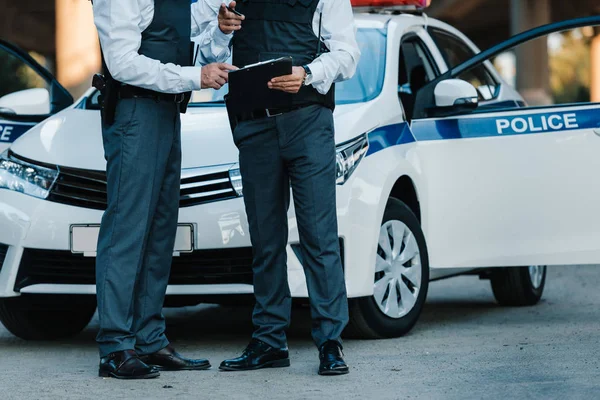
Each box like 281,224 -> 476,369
413,104 -> 600,267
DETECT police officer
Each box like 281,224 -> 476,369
91,0 -> 243,379
219,0 -> 360,376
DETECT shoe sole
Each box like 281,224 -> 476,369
153,363 -> 212,371
219,359 -> 291,371
99,371 -> 161,380
318,368 -> 350,376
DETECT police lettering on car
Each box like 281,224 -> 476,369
0,125 -> 13,142
496,113 -> 579,134
0,123 -> 33,144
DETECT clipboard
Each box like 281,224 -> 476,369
226,57 -> 293,114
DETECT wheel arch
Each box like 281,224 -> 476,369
388,175 -> 421,222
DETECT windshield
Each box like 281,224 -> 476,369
189,28 -> 387,106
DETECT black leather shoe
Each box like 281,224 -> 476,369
318,341 -> 349,376
219,339 -> 290,371
139,345 -> 211,371
99,350 -> 160,379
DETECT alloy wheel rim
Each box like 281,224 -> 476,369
528,265 -> 545,289
374,220 -> 422,319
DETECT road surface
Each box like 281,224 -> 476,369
0,265 -> 599,399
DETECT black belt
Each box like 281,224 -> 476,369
118,85 -> 186,103
236,104 -> 309,122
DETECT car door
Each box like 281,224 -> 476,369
410,16 -> 600,268
0,40 -> 73,153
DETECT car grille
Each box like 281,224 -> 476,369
15,247 -> 254,291
0,243 -> 8,273
46,164 -> 239,211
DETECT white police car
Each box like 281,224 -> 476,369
1,3 -> 600,341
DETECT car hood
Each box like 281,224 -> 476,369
10,103 -> 372,171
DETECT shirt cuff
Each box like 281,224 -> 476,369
213,28 -> 233,50
180,66 -> 203,91
306,60 -> 325,87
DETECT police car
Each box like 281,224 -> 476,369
1,1 -> 599,341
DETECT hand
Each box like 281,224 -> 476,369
219,1 -> 244,35
201,63 -> 238,90
268,66 -> 306,94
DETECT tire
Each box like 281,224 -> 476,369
490,265 -> 546,306
0,294 -> 96,340
345,198 -> 429,339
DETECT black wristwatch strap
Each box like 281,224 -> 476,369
302,65 -> 312,85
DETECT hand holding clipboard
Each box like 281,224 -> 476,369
268,66 -> 308,94
227,57 -> 294,114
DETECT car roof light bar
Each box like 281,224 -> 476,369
351,0 -> 431,12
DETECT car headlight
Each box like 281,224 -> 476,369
336,134 -> 369,185
226,134 -> 368,193
0,150 -> 59,199
228,164 -> 243,197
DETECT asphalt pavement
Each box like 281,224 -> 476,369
0,265 -> 599,400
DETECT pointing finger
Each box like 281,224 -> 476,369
219,63 -> 238,71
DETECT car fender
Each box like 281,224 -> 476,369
341,134 -> 425,297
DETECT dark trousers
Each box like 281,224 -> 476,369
96,98 -> 181,357
235,104 -> 349,349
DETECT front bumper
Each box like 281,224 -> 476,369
0,189 -> 257,297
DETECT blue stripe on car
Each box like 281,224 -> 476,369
366,108 -> 600,155
367,123 -> 414,156
411,108 -> 600,141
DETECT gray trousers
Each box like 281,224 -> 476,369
235,104 -> 349,349
96,98 -> 181,357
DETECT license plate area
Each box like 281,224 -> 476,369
70,224 -> 195,256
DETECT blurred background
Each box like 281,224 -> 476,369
1,0 -> 599,105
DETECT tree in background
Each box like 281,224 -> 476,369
549,28 -> 593,104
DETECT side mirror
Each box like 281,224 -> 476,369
0,88 -> 51,115
427,79 -> 478,117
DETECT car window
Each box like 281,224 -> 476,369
398,36 -> 438,122
0,47 -> 49,115
335,28 -> 387,104
189,28 -> 387,107
0,49 -> 47,98
428,28 -> 498,101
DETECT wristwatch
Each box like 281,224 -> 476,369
302,65 -> 312,85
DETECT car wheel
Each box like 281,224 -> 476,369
490,265 -> 547,306
0,294 -> 96,340
346,197 -> 429,339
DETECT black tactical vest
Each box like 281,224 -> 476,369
139,0 -> 192,69
233,0 -> 335,110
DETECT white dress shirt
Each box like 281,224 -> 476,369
306,0 -> 361,94
92,0 -> 232,94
